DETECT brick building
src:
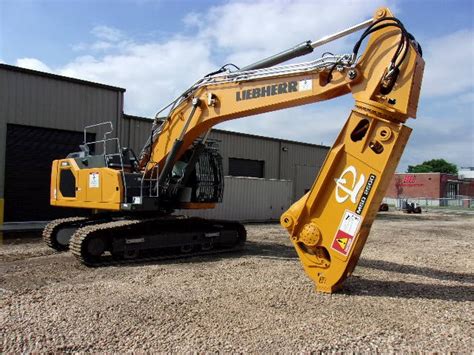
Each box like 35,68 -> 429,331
459,178 -> 474,197
386,173 -> 474,199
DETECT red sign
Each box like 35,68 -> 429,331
399,175 -> 423,187
402,175 -> 416,184
331,230 -> 354,256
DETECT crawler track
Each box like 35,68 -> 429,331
69,217 -> 246,266
42,217 -> 89,251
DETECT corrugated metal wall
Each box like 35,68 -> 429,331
0,67 -> 123,132
280,142 -> 327,199
178,176 -> 293,222
210,130 -> 280,178
121,115 -> 153,154
0,65 -> 124,198
210,130 -> 328,201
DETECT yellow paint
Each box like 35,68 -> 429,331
50,159 -> 123,211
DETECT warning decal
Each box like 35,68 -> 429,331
89,172 -> 100,188
331,210 -> 362,256
336,237 -> 348,250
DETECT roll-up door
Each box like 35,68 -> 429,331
4,124 -> 94,221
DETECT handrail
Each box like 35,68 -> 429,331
83,122 -> 128,201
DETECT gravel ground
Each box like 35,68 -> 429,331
1,210 -> 473,352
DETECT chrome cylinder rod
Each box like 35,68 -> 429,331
310,18 -> 373,49
240,18 -> 373,72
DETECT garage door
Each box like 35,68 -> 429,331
4,124 -> 94,222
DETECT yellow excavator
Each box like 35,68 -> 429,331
43,7 -> 424,293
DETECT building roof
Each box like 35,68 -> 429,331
395,172 -> 443,175
124,113 -> 330,149
0,63 -> 126,92
211,128 -> 330,149
123,114 -> 155,123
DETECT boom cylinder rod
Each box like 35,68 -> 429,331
240,18 -> 373,72
178,98 -> 201,141
310,18 -> 373,49
240,41 -> 314,71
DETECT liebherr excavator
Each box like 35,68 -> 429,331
43,7 -> 424,293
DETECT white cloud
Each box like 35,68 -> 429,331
73,26 -> 131,52
90,41 -> 115,51
451,92 -> 474,105
15,57 -> 52,72
421,30 -> 474,98
199,0 -> 389,65
91,25 -> 124,42
182,12 -> 202,29
59,38 -> 215,115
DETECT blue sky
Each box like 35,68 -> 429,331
1,0 -> 473,171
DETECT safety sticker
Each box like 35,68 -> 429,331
89,172 -> 100,188
298,79 -> 312,91
331,210 -> 362,256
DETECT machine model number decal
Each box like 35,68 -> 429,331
331,210 -> 362,256
89,172 -> 100,188
356,174 -> 377,215
236,81 -> 298,101
334,165 -> 366,204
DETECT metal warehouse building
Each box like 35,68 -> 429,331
0,63 -> 329,224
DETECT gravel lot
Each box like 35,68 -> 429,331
1,210 -> 473,352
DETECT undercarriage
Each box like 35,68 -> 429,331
43,216 -> 246,266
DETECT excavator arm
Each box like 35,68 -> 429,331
140,7 -> 424,293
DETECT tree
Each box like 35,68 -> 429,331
407,159 -> 458,174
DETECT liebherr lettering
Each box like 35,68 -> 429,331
236,81 -> 298,101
